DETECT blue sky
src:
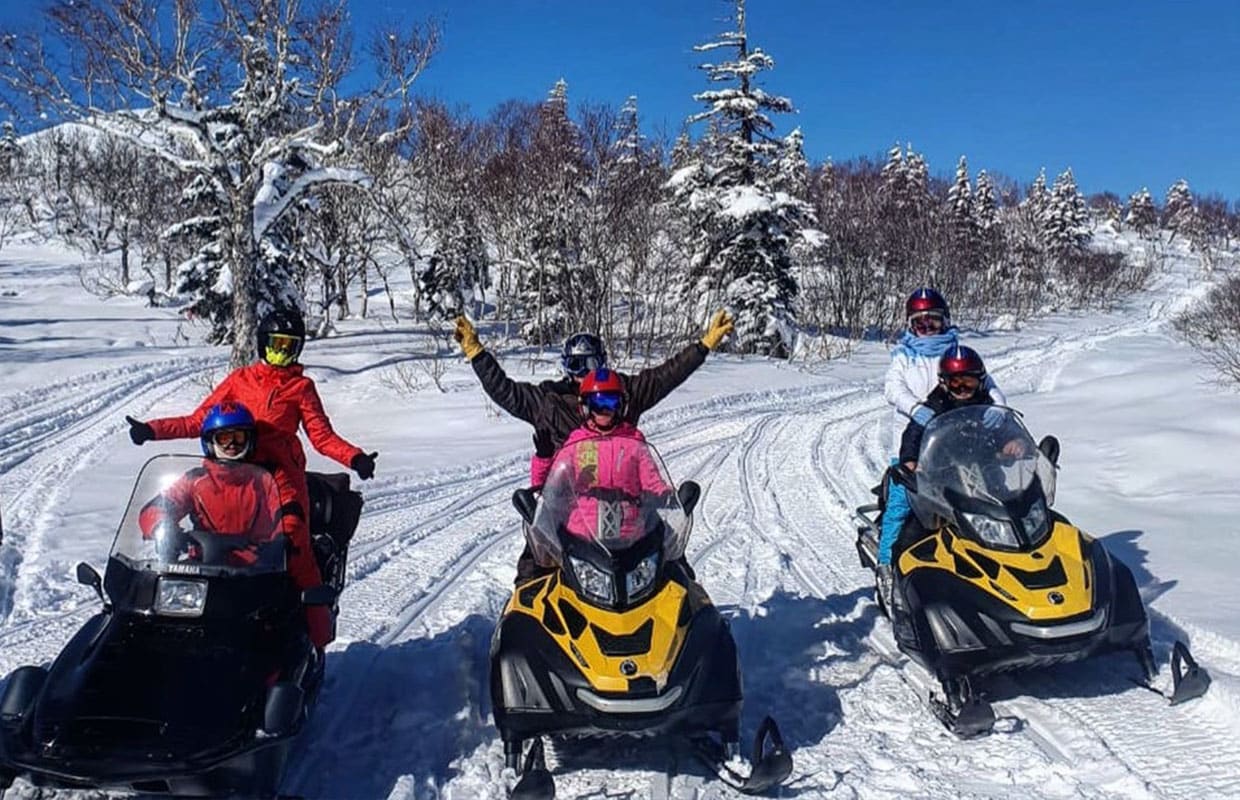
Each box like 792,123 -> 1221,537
3,1 -> 1236,199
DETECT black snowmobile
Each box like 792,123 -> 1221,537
492,436 -> 792,799
0,454 -> 362,797
855,406 -> 1210,737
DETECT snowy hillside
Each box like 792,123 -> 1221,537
1,239 -> 1239,799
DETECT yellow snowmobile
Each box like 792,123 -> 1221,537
492,436 -> 792,798
856,406 -> 1210,737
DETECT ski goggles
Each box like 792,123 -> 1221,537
909,311 -> 946,335
584,391 -> 623,414
943,374 -> 981,394
266,333 -> 302,354
564,354 -> 604,378
212,428 -> 251,448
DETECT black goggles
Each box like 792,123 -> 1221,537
565,354 -> 604,377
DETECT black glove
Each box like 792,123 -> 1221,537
532,429 -> 555,459
126,415 -> 154,445
351,451 -> 378,480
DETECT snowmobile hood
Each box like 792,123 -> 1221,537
897,518 -> 1094,621
502,571 -> 697,694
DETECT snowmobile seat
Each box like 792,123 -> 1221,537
306,472 -> 363,594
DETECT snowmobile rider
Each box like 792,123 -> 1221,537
138,402 -> 284,567
551,368 -> 676,545
453,310 -> 732,579
124,307 -> 377,650
878,345 -> 1021,606
880,289 -> 1007,569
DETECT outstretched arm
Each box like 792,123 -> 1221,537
470,350 -> 545,424
298,379 -> 364,467
625,343 -> 708,418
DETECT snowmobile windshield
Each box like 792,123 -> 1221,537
111,455 -> 287,576
914,406 -> 1056,519
529,436 -> 689,565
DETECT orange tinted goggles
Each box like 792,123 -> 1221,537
267,333 -> 301,353
212,429 -> 251,447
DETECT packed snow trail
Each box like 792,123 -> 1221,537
2,247 -> 1239,798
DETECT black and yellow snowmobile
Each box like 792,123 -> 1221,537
855,406 -> 1210,737
492,436 -> 792,799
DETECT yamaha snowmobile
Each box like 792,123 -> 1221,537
0,454 -> 362,797
855,406 -> 1210,737
492,436 -> 793,798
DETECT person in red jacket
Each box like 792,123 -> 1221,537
138,402 -> 284,567
125,308 -> 376,649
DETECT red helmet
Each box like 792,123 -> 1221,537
906,288 -> 950,326
939,345 -> 986,380
579,368 -> 626,419
579,367 -> 624,397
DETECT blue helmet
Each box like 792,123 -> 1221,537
200,401 -> 257,460
561,332 -> 607,378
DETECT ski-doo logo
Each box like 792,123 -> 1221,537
620,659 -> 638,676
1047,590 -> 1065,605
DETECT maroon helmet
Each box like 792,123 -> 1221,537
905,288 -> 951,331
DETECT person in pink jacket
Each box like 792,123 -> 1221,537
537,368 -> 674,548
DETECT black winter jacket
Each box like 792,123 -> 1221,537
470,342 -> 709,449
898,384 -> 995,464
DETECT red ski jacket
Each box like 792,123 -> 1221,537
138,460 -> 283,547
147,362 -> 363,473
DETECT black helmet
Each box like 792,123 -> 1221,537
256,307 -> 306,366
560,332 -> 606,378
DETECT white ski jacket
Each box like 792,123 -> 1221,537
883,348 -> 1007,454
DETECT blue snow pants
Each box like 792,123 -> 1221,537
878,458 -> 909,566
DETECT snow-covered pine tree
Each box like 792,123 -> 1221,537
676,0 -> 808,356
1163,179 -> 1196,243
1124,187 -> 1157,238
518,80 -> 589,343
974,169 -> 1002,257
1043,167 -> 1090,260
946,155 -> 977,257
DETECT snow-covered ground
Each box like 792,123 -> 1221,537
1,238 -> 1238,799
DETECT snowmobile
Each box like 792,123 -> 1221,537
492,436 -> 793,799
855,406 -> 1210,737
0,454 -> 362,798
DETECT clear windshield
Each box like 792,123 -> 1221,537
913,406 -> 1057,519
112,455 -> 287,575
528,435 -> 688,566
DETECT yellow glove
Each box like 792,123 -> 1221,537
700,309 -> 734,351
453,316 -> 484,360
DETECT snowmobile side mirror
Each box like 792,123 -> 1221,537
76,562 -> 105,604
512,489 -> 538,526
1038,435 -> 1061,467
300,585 -> 337,607
677,481 -> 701,516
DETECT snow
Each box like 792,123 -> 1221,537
1,236 -> 1239,798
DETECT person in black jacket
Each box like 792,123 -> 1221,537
453,310 -> 735,581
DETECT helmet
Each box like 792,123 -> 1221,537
561,332 -> 607,379
938,344 -> 986,379
939,345 -> 986,399
256,308 -> 306,367
905,288 -> 951,333
579,367 -> 626,419
200,401 -> 257,460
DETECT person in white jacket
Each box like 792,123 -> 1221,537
877,289 -> 1007,601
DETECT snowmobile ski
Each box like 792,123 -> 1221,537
509,738 -> 554,800
928,676 -> 995,739
690,716 -> 793,795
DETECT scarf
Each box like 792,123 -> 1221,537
892,328 -> 959,359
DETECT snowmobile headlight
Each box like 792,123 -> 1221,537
625,552 -> 660,601
569,556 -> 614,605
154,577 -> 208,617
1022,500 -> 1049,540
962,512 -> 1019,550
